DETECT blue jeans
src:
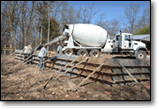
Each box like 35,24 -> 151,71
26,53 -> 33,64
39,57 -> 44,70
24,54 -> 27,62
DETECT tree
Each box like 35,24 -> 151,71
60,2 -> 100,25
19,1 -> 27,47
144,7 -> 150,25
35,11 -> 38,47
47,1 -> 51,50
96,19 -> 120,36
51,1 -> 64,20
109,19 -> 120,35
121,3 -> 140,34
136,7 -> 150,31
78,3 -> 100,24
50,19 -> 61,40
1,1 -> 20,50
36,2 -> 60,43
134,25 -> 150,35
7,1 -> 13,47
86,3 -> 100,24
36,1 -> 48,43
18,1 -> 36,47
134,25 -> 150,50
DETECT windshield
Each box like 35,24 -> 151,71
125,35 -> 132,41
125,35 -> 130,40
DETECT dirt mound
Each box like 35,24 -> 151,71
1,55 -> 150,100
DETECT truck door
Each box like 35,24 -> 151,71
119,35 -> 123,48
123,35 -> 132,49
112,35 -> 120,52
114,35 -> 120,48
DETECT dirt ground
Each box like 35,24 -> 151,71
1,55 -> 150,100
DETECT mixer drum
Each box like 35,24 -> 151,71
70,24 -> 107,47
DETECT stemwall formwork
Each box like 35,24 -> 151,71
14,50 -> 150,87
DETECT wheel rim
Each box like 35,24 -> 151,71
92,52 -> 98,57
66,50 -> 72,55
80,51 -> 86,56
138,53 -> 144,59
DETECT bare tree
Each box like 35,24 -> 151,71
68,5 -> 76,24
137,7 -> 150,30
60,2 -> 100,25
95,12 -> 106,25
47,1 -> 50,50
1,1 -> 8,52
96,19 -> 120,36
51,1 -> 64,20
75,7 -> 82,23
1,1 -> 21,51
7,1 -> 13,46
18,1 -> 36,47
40,26 -> 43,44
79,3 -> 100,24
35,11 -> 37,47
121,3 -> 140,34
144,7 -> 150,25
109,19 -> 120,35
26,1 -> 36,44
19,1 -> 27,46
87,3 -> 100,24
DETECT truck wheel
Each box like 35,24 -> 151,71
64,48 -> 73,55
89,49 -> 100,57
77,49 -> 88,56
136,50 -> 146,60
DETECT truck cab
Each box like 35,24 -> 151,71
113,32 -> 148,60
115,33 -> 133,49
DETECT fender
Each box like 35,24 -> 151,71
135,46 -> 148,56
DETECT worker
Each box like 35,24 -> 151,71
26,44 -> 33,64
38,45 -> 48,70
57,43 -> 62,54
23,45 -> 28,62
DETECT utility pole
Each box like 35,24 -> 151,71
14,31 -> 16,50
40,26 -> 43,44
47,1 -> 50,51
35,12 -> 37,47
7,1 -> 12,48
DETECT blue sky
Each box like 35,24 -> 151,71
68,1 -> 150,29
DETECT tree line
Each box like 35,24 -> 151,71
1,1 -> 150,52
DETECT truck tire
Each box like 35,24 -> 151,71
77,49 -> 88,56
136,50 -> 146,60
64,48 -> 73,55
89,49 -> 100,57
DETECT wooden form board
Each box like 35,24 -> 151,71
14,50 -> 150,68
75,63 -> 104,91
3,48 -> 13,50
3,45 -> 13,55
14,49 -> 150,87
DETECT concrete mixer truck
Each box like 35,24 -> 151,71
61,24 -> 148,60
